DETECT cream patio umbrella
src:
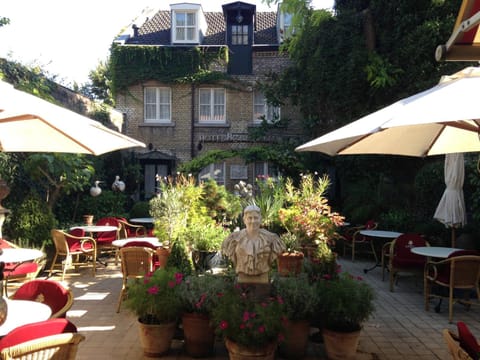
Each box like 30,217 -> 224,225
0,80 -> 145,155
296,67 -> 480,157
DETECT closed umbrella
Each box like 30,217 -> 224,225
0,80 -> 145,155
433,153 -> 467,247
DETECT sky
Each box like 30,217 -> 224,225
0,0 -> 334,87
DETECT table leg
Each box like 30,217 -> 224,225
363,238 -> 380,274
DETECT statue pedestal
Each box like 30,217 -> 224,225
237,273 -> 271,301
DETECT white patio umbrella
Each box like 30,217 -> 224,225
0,80 -> 145,155
433,153 -> 467,247
296,66 -> 480,157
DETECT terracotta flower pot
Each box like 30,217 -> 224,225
182,312 -> 215,357
137,320 -> 176,357
322,327 -> 361,360
225,338 -> 277,360
278,319 -> 310,359
277,252 -> 304,276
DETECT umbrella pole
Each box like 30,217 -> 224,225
451,227 -> 456,248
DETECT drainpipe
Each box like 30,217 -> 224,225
190,82 -> 195,159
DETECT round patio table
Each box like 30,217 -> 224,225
0,299 -> 52,336
359,230 -> 402,274
410,246 -> 464,259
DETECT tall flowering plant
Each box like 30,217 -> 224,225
211,284 -> 286,348
125,267 -> 184,324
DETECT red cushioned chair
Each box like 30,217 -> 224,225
381,233 -> 429,292
425,250 -> 480,323
95,217 -> 121,257
116,218 -> 147,239
0,239 -> 45,296
11,279 -> 74,318
49,229 -> 97,281
0,318 -> 84,360
443,327 -> 474,360
457,321 -> 480,360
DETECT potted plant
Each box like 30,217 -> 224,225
277,232 -> 304,276
316,272 -> 375,360
211,283 -> 286,359
278,174 -> 345,253
271,273 -> 318,359
184,220 -> 229,271
124,267 -> 184,357
177,272 -> 233,357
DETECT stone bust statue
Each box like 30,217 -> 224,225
221,205 -> 285,284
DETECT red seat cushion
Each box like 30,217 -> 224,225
12,280 -> 70,317
95,217 -> 120,244
457,321 -> 480,360
66,229 -> 94,252
0,319 -> 77,350
0,239 -> 39,278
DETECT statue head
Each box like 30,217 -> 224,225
243,205 -> 261,216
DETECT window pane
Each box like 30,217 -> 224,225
176,13 -> 185,26
187,13 -> 195,26
176,28 -> 185,41
186,28 -> 195,41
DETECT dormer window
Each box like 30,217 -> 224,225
174,12 -> 196,41
170,3 -> 207,44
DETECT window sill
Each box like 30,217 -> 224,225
140,122 -> 175,127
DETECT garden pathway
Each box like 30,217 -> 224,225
24,254 -> 480,359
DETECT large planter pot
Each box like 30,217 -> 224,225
278,319 -> 310,359
322,327 -> 361,360
137,320 -> 176,357
155,247 -> 171,269
182,312 -> 215,358
277,252 -> 304,276
225,338 -> 277,360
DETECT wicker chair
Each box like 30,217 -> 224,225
0,319 -> 84,360
425,252 -> 480,323
11,279 -> 74,318
49,229 -> 96,281
342,220 -> 378,261
116,218 -> 147,239
116,246 -> 155,313
443,329 -> 473,360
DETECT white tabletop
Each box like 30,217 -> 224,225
129,217 -> 154,224
411,246 -> 463,258
0,299 -> 52,336
71,225 -> 118,233
112,237 -> 162,248
359,230 -> 403,238
0,248 -> 44,263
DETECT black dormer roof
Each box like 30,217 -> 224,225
125,4 -> 277,46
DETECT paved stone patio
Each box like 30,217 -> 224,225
24,253 -> 480,359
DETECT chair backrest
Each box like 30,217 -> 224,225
442,254 -> 480,289
51,230 -> 70,256
95,217 -> 120,242
0,332 -> 85,360
0,319 -> 78,351
117,218 -> 147,239
65,230 -> 95,253
443,329 -> 473,360
365,220 -> 377,230
119,247 -> 154,281
392,233 -> 428,261
123,241 -> 157,250
11,280 -> 74,318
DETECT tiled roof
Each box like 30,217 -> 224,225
126,9 -> 278,46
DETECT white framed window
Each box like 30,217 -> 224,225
199,163 -> 225,185
144,87 -> 171,123
232,25 -> 249,45
199,88 -> 226,123
253,91 -> 280,123
174,11 -> 196,42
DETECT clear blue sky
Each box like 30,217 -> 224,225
0,0 -> 333,87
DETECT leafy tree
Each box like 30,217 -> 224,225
81,59 -> 114,105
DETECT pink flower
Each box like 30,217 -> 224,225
240,323 -> 246,329
175,272 -> 183,284
323,274 -> 332,280
356,276 -> 363,281
168,280 -> 175,288
147,286 -> 159,295
219,321 -> 228,330
242,311 -> 250,322
258,325 -> 265,333
278,333 -> 285,342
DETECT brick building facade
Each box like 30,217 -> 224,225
114,2 -> 303,198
